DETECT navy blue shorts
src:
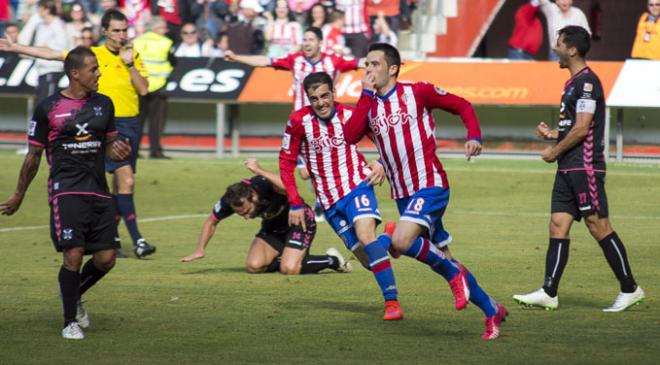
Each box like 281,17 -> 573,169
106,117 -> 141,173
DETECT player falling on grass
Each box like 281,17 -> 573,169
0,47 -> 132,340
513,26 -> 645,312
181,158 -> 352,275
0,10 -> 156,259
343,43 -> 507,340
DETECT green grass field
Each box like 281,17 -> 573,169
1,151 -> 659,365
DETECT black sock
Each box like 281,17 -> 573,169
598,232 -> 637,293
79,259 -> 110,296
300,255 -> 336,274
265,258 -> 281,273
59,266 -> 80,326
114,194 -> 143,245
542,238 -> 570,297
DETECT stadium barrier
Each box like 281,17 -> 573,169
1,52 -> 658,160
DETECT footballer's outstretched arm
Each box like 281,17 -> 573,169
0,37 -> 64,60
244,158 -> 286,194
224,50 -> 270,67
181,216 -> 219,262
0,145 -> 44,216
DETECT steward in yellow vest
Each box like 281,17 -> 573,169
133,16 -> 175,158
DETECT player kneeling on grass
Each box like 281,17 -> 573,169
181,158 -> 351,275
0,47 -> 132,340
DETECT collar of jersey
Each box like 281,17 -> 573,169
376,84 -> 398,100
305,54 -> 323,66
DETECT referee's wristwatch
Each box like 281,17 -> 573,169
124,61 -> 134,68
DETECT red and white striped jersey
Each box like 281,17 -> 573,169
335,0 -> 370,35
343,82 -> 482,199
271,52 -> 359,110
280,103 -> 372,209
267,20 -> 302,49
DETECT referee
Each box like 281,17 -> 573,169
1,10 -> 157,258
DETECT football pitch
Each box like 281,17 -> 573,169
1,151 -> 658,365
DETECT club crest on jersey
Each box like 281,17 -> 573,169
583,83 -> 593,92
74,123 -> 92,141
369,112 -> 413,135
94,106 -> 103,116
310,135 -> 345,153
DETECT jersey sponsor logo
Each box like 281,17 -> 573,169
583,83 -> 593,92
74,123 -> 92,142
281,133 -> 291,150
558,119 -> 572,127
309,134 -> 345,152
369,112 -> 413,135
28,121 -> 37,136
55,113 -> 72,118
62,140 -> 102,153
214,201 -> 222,213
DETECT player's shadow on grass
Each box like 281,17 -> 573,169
284,298 -> 471,338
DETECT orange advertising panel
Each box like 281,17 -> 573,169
238,61 -> 623,106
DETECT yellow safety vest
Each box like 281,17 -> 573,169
133,32 -> 174,92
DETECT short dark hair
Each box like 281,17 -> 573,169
558,25 -> 591,58
368,43 -> 401,77
304,26 -> 323,41
5,21 -> 19,30
37,0 -> 57,16
101,9 -> 127,29
64,46 -> 96,78
225,181 -> 253,209
303,72 -> 334,95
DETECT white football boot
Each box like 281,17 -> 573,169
326,248 -> 352,273
603,286 -> 645,312
76,301 -> 90,328
513,288 -> 558,310
62,322 -> 85,340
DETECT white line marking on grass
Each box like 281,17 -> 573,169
0,213 -> 207,233
2,210 -> 658,234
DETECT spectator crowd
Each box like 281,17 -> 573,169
0,0 -> 411,59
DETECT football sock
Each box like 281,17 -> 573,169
59,266 -> 80,326
542,238 -> 570,297
364,237 -> 398,301
378,233 -> 392,251
401,237 -> 459,281
300,255 -> 337,274
114,193 -> 143,245
79,259 -> 109,296
463,267 -> 498,317
598,232 -> 637,293
265,258 -> 281,273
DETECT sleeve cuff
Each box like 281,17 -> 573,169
362,90 -> 374,97
289,205 -> 305,210
468,137 -> 482,144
